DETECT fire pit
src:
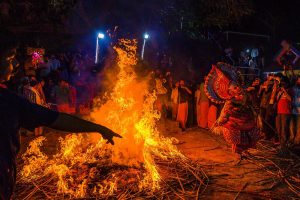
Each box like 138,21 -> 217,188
16,39 -> 208,199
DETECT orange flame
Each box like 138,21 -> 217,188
20,39 -> 185,197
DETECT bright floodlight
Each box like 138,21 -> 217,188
141,33 -> 150,60
98,33 -> 105,39
95,32 -> 105,64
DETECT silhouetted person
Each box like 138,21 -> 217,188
0,56 -> 121,200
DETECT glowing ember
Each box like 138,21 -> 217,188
17,39 -> 207,199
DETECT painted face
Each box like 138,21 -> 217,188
228,83 -> 243,97
175,82 -> 179,87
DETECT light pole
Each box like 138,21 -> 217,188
95,32 -> 105,64
141,33 -> 149,60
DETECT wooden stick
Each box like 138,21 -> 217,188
233,182 -> 248,200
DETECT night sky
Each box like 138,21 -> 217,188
75,0 -> 300,40
2,0 -> 300,61
237,0 -> 300,41
2,0 -> 300,41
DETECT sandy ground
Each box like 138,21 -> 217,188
167,128 -> 290,200
18,122 -> 298,200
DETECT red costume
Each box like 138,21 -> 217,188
205,63 -> 261,153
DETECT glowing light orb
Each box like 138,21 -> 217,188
98,33 -> 105,39
144,33 -> 149,39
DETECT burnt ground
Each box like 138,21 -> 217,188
18,120 -> 300,200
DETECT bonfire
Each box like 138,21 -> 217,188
16,39 -> 208,199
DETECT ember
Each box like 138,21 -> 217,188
16,39 -> 208,199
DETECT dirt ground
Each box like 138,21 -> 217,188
18,123 -> 299,200
167,129 -> 295,200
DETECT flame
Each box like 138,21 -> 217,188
20,39 -> 186,197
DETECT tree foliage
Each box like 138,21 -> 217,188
160,0 -> 253,37
48,0 -> 78,19
4,0 -> 253,37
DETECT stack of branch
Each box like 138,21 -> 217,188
243,140 -> 300,197
15,156 -> 208,199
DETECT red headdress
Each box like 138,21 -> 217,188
204,62 -> 239,104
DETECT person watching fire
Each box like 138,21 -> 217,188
177,80 -> 192,131
0,52 -> 122,200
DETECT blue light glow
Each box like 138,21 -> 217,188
98,33 -> 105,39
144,33 -> 150,39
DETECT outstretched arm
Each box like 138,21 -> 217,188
50,113 -> 122,145
16,81 -> 121,145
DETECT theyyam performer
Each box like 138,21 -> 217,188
204,62 -> 261,159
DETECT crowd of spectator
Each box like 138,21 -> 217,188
151,48 -> 300,154
5,48 -> 97,136
3,38 -> 300,154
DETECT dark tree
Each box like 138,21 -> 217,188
2,0 -> 253,36
160,0 -> 253,38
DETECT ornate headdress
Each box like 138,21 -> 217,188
204,62 -> 239,104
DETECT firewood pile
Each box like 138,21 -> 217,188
15,154 -> 208,199
243,140 -> 300,197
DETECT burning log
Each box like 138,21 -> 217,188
16,138 -> 208,199
16,39 -> 209,199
